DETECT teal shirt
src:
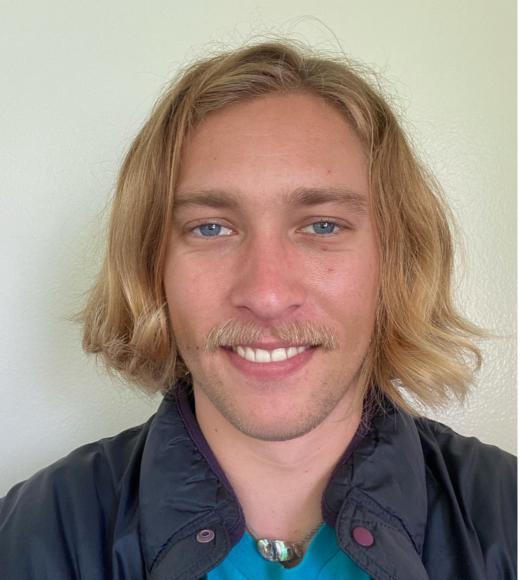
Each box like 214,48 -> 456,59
208,524 -> 370,579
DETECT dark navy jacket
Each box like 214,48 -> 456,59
0,384 -> 516,579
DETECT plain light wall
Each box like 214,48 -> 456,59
0,0 -> 516,496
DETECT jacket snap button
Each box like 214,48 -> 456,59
352,526 -> 374,547
196,529 -> 215,543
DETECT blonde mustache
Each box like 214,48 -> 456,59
204,319 -> 338,351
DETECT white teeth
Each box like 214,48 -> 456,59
270,348 -> 288,362
232,346 -> 308,363
255,349 -> 271,363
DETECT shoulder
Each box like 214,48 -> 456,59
0,419 -> 152,579
1,419 -> 152,509
414,415 -> 516,485
414,416 -> 516,567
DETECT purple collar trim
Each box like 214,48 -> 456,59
321,411 -> 372,528
175,382 -> 246,545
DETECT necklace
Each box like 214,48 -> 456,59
247,522 -> 323,564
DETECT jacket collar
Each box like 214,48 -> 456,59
139,382 -> 243,578
139,383 -> 427,578
323,405 -> 429,579
323,404 -> 428,552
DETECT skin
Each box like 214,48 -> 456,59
163,92 -> 379,543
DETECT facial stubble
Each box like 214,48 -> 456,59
183,318 -> 360,441
192,359 -> 360,442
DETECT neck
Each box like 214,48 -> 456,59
194,385 -> 362,542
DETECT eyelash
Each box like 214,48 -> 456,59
190,219 -> 346,238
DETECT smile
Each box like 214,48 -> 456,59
231,345 -> 308,363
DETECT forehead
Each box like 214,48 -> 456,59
176,92 -> 369,206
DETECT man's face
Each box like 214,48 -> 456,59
164,92 -> 379,441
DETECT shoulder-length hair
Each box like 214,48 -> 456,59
80,40 -> 482,413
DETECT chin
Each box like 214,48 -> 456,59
192,360 -> 359,442
230,416 -> 320,442
218,396 -> 340,442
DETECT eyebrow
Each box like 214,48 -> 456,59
289,187 -> 368,213
173,187 -> 368,213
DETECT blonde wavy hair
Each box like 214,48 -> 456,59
80,39 -> 482,413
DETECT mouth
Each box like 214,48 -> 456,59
221,343 -> 317,380
230,345 -> 310,363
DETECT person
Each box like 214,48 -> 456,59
0,40 -> 516,580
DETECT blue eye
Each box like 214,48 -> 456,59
193,223 -> 233,237
303,221 -> 340,235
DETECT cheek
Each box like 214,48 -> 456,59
164,257 -> 229,343
315,252 -> 379,323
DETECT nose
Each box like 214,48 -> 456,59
229,235 -> 307,321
